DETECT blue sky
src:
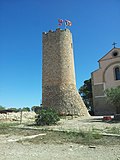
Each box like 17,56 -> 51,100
0,0 -> 120,108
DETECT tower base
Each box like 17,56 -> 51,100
42,84 -> 89,116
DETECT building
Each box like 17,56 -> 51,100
42,28 -> 89,116
91,47 -> 120,115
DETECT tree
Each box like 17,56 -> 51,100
7,107 -> 19,112
79,79 -> 93,113
22,107 -> 30,112
0,105 -> 5,110
105,86 -> 120,114
31,106 -> 41,114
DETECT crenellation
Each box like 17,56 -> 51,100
43,28 -> 71,36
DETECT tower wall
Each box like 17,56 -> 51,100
42,28 -> 89,116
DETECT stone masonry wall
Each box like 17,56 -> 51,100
42,28 -> 89,116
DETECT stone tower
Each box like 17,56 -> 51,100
42,28 -> 89,116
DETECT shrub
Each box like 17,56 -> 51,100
0,105 -> 5,110
7,107 -> 19,112
31,106 -> 41,114
105,86 -> 120,113
22,107 -> 30,112
35,108 -> 60,126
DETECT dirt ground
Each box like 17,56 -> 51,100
1,139 -> 120,160
0,114 -> 120,160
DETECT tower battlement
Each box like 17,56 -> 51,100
42,28 -> 71,41
42,28 -> 71,35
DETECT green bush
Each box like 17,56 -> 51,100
0,105 -> 5,110
105,86 -> 120,113
31,106 -> 41,114
35,108 -> 60,126
7,107 -> 19,112
22,107 -> 30,112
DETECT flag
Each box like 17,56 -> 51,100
65,20 -> 72,26
58,19 -> 64,26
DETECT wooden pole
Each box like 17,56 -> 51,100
20,109 -> 22,124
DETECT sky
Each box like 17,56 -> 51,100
0,0 -> 120,108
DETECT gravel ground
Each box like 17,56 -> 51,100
0,113 -> 120,160
0,135 -> 120,160
46,116 -> 120,132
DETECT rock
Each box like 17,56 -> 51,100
89,146 -> 96,149
70,145 -> 73,148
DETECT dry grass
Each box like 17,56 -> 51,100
0,122 -> 120,146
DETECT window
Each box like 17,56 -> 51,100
112,52 -> 118,57
114,67 -> 120,80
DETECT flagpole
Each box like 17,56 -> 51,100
65,23 -> 66,30
64,20 -> 66,30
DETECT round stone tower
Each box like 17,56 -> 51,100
42,28 -> 89,116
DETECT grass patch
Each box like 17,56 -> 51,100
105,127 -> 120,134
66,130 -> 102,144
23,129 -> 120,146
0,122 -> 120,146
0,122 -> 19,134
21,129 -> 103,145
